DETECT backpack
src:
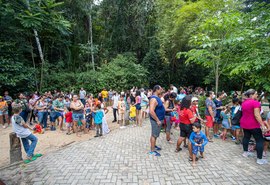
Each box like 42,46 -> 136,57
231,107 -> 242,126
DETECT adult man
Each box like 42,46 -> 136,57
79,88 -> 86,106
111,92 -> 120,123
101,88 -> 109,106
51,95 -> 65,131
4,91 -> 13,121
149,85 -> 165,156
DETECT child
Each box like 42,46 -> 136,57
65,107 -> 73,135
220,106 -> 231,140
85,103 -> 92,130
263,107 -> 270,157
94,104 -> 104,137
231,98 -> 242,144
33,123 -> 44,134
11,103 -> 42,163
174,100 -> 181,130
189,122 -> 208,166
129,101 -> 136,126
118,95 -> 126,129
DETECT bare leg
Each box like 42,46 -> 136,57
59,117 -> 63,130
0,115 -> 4,127
192,154 -> 196,166
188,142 -> 192,158
150,136 -> 156,152
176,137 -> 184,150
81,120 -> 87,134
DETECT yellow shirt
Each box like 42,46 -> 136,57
101,90 -> 108,98
0,101 -> 7,111
130,105 -> 136,118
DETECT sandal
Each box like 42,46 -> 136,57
167,140 -> 174,144
175,148 -> 182,153
189,157 -> 199,161
24,156 -> 37,164
34,154 -> 42,158
66,133 -> 71,135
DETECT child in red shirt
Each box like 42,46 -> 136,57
65,108 -> 73,135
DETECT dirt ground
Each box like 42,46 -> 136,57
0,107 -> 119,168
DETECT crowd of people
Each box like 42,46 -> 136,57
0,85 -> 269,166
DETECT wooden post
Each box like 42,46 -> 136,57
9,132 -> 22,164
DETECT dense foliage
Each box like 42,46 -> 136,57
0,0 -> 269,95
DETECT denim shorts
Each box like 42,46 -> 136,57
135,104 -> 141,110
50,112 -> 63,122
72,113 -> 84,122
0,110 -> 8,116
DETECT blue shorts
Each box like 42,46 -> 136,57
72,113 -> 85,122
231,125 -> 240,131
104,98 -> 108,102
135,104 -> 141,110
192,145 -> 205,155
0,110 -> 8,116
50,112 -> 63,122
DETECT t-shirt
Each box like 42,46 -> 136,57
240,99 -> 261,129
14,99 -> 28,111
101,90 -> 108,98
65,112 -> 72,123
29,98 -> 36,110
140,93 -> 149,107
189,131 -> 208,146
118,100 -> 126,114
11,115 -> 31,138
214,99 -> 222,119
190,105 -> 199,122
176,94 -> 186,101
94,110 -> 104,124
221,111 -> 230,123
79,90 -> 86,99
0,101 -> 8,111
4,95 -> 12,104
205,98 -> 216,116
179,108 -> 194,124
52,99 -> 65,112
109,91 -> 113,99
112,95 -> 119,109
130,105 -> 136,118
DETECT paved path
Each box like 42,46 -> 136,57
1,120 -> 270,185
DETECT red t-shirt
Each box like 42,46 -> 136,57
179,108 -> 194,124
190,105 -> 198,122
65,112 -> 73,123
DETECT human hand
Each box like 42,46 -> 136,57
157,120 -> 161,126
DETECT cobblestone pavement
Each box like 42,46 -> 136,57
1,120 -> 270,185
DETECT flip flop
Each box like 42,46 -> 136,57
24,156 -> 37,164
34,154 -> 42,158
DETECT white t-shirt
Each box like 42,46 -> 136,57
112,95 -> 119,109
79,90 -> 86,99
172,86 -> 178,94
12,115 -> 31,138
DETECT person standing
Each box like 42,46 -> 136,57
70,95 -> 86,136
14,93 -> 30,123
101,88 -> 109,106
213,92 -> 224,138
0,96 -> 9,128
164,92 -> 177,143
4,91 -> 12,124
111,92 -> 119,123
79,88 -> 86,106
240,89 -> 267,165
204,91 -> 216,142
149,85 -> 165,157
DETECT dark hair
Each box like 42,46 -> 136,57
180,95 -> 192,110
217,92 -> 223,98
232,97 -> 240,104
206,91 -> 214,97
96,104 -> 101,109
244,89 -> 256,98
135,90 -> 141,97
193,122 -> 201,130
170,92 -> 177,99
153,85 -> 161,93
58,95 -> 64,99
67,107 -> 71,111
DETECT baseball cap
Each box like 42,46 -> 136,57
191,97 -> 199,102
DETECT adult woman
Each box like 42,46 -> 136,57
240,89 -> 268,165
70,94 -> 86,136
0,96 -> 9,128
35,95 -> 49,129
204,91 -> 216,142
164,92 -> 177,143
100,101 -> 110,135
29,94 -> 37,125
175,95 -> 196,161
135,90 -> 142,126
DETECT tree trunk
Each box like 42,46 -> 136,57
215,61 -> 219,95
89,3 -> 95,71
30,40 -> 38,91
26,0 -> 45,91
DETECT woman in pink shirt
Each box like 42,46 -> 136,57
135,90 -> 142,126
240,89 -> 267,165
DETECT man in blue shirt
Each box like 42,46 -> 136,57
149,85 -> 165,157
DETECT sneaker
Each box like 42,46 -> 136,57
257,158 -> 268,165
232,136 -> 236,141
2,125 -> 7,129
155,146 -> 162,151
263,151 -> 266,158
120,126 -> 126,129
149,151 -> 161,157
213,134 -> 219,138
242,151 -> 254,158
94,135 -> 99,137
184,144 -> 188,148
235,140 -> 241,145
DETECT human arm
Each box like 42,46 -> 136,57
254,108 -> 264,127
201,133 -> 208,146
149,98 -> 162,126
189,132 -> 196,146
